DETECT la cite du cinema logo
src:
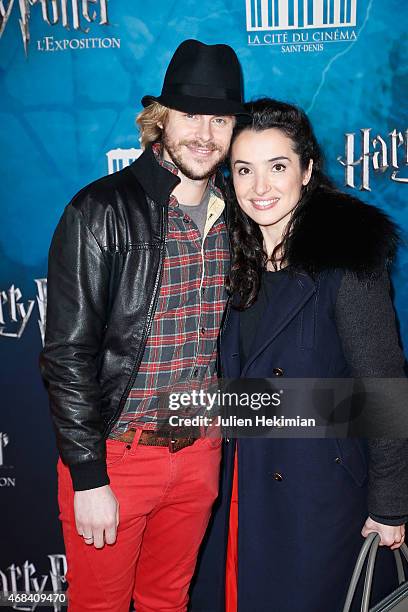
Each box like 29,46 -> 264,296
246,0 -> 358,49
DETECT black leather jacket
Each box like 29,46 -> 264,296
40,145 -> 226,491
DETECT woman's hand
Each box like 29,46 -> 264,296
361,517 -> 405,550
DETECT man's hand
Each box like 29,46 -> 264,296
74,485 -> 119,549
361,516 -> 405,550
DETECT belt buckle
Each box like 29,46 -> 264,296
168,434 -> 191,453
169,435 -> 183,453
166,427 -> 197,453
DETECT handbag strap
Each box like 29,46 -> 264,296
361,534 -> 380,610
343,533 -> 378,612
395,545 -> 408,584
396,542 -> 408,579
342,533 -> 408,612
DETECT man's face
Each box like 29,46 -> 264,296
161,109 -> 235,180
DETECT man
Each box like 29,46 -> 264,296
40,39 -> 248,612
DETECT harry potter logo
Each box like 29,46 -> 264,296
0,0 -> 109,56
338,128 -> 408,191
0,279 -> 46,342
1,555 -> 67,612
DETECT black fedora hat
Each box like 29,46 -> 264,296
141,39 -> 250,120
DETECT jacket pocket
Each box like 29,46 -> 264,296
335,439 -> 368,487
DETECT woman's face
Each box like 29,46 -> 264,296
231,128 -> 312,233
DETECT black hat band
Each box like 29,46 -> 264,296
166,83 -> 242,102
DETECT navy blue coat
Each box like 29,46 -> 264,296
190,192 -> 407,612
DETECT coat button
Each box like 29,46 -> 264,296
335,457 -> 341,464
272,472 -> 283,481
273,367 -> 284,376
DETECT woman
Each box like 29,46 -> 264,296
190,99 -> 408,612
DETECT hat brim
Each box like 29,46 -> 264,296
141,94 -> 251,123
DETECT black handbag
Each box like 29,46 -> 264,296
343,532 -> 408,611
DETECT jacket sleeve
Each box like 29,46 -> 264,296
335,269 -> 408,525
39,202 -> 110,491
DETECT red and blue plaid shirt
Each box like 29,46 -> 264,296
109,145 -> 229,435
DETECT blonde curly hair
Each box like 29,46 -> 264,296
136,102 -> 169,149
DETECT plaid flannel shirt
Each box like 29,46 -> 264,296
109,145 -> 229,436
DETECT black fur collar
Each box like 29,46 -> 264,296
286,188 -> 400,278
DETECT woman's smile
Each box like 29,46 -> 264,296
250,197 -> 280,210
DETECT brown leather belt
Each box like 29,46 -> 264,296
116,427 -> 200,453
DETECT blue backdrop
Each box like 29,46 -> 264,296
1,0 -> 407,606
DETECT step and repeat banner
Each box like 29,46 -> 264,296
0,0 -> 407,607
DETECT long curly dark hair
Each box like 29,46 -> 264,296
226,98 -> 336,309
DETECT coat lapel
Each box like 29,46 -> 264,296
241,273 -> 316,377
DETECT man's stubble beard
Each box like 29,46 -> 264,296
162,133 -> 228,180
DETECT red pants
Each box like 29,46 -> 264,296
57,433 -> 221,612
